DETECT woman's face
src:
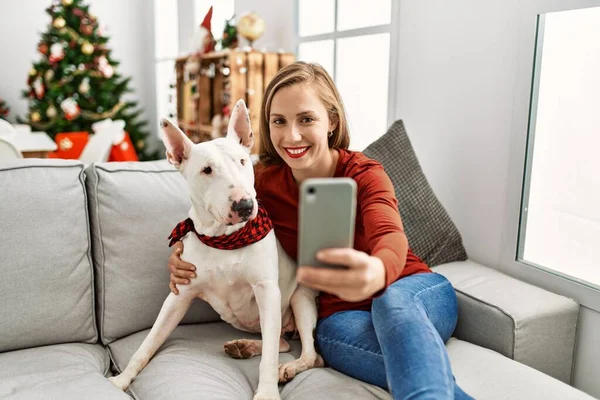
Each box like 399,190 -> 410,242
268,83 -> 336,174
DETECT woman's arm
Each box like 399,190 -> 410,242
359,164 -> 409,289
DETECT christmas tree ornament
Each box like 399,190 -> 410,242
60,98 -> 80,120
81,22 -> 93,36
191,6 -> 216,55
81,41 -> 94,55
53,17 -> 66,29
46,105 -> 57,118
78,63 -> 85,71
79,77 -> 90,94
38,43 -> 49,55
33,77 -> 45,99
29,67 -> 37,77
49,42 -> 65,63
45,69 -> 54,82
237,11 -> 266,48
30,111 -> 41,123
97,55 -> 114,78
62,0 -> 73,6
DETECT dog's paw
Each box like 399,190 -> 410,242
223,339 -> 260,359
108,375 -> 130,391
253,390 -> 281,400
278,354 -> 324,383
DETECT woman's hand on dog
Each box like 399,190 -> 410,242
168,241 -> 196,295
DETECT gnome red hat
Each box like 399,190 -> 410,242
192,6 -> 215,54
201,6 -> 213,32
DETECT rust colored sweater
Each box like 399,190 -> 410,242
255,149 -> 432,319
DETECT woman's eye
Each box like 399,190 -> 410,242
301,117 -> 314,123
240,159 -> 246,166
272,119 -> 284,125
202,166 -> 212,175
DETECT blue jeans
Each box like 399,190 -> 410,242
316,272 -> 474,400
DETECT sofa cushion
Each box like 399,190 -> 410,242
107,322 -> 592,400
0,159 -> 97,352
363,120 -> 467,267
107,322 -> 390,400
85,161 -> 220,344
0,343 -> 130,400
436,260 -> 579,384
447,338 -> 594,400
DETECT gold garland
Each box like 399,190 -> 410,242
27,102 -> 125,130
59,27 -> 80,41
29,117 -> 58,131
80,101 -> 124,119
52,69 -> 102,87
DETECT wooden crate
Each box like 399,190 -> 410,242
174,50 -> 295,154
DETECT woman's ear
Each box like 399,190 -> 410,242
328,114 -> 339,134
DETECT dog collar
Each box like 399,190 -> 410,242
168,206 -> 273,250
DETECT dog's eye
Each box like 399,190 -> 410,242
202,166 -> 212,175
240,158 -> 246,166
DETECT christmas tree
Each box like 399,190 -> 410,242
20,0 -> 159,160
0,98 -> 9,121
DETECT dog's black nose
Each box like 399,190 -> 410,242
232,198 -> 254,218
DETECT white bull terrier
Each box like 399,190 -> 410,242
108,99 -> 323,400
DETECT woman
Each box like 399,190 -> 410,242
167,61 -> 473,400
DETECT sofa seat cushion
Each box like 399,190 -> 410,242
0,343 -> 130,400
107,322 -> 390,400
447,338 -> 593,400
108,322 -> 593,400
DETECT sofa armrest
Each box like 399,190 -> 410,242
435,260 -> 579,384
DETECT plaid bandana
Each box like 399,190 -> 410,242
168,206 -> 273,250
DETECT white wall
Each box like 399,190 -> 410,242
0,0 -> 159,149
393,0 -> 600,397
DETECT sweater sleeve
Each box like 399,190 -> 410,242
356,164 -> 409,289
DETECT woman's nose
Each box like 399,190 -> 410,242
288,124 -> 302,141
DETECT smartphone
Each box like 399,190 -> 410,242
298,177 -> 357,269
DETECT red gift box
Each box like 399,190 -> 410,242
47,131 -> 89,159
47,130 -> 138,162
109,131 -> 138,162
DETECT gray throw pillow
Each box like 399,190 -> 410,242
363,120 -> 467,267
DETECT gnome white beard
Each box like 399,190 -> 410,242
191,26 -> 211,54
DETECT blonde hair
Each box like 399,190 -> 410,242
258,61 -> 350,165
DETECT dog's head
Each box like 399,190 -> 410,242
160,99 -> 257,226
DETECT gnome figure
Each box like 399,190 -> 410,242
191,6 -> 216,55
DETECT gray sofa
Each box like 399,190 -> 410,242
0,121 -> 595,400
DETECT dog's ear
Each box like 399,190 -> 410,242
160,118 -> 193,168
226,99 -> 254,151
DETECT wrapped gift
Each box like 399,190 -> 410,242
47,131 -> 89,159
108,131 -> 138,162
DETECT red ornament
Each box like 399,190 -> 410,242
38,43 -> 48,54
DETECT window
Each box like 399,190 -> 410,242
519,6 -> 600,289
153,0 -> 179,121
296,0 -> 396,150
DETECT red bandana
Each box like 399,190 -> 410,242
168,206 -> 273,250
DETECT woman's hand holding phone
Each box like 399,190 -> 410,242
297,248 -> 386,302
297,177 -> 386,301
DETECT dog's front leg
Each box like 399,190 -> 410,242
279,285 -> 324,383
252,280 -> 282,400
108,292 -> 195,391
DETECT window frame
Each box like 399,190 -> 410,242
293,0 -> 400,132
503,3 -> 600,313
